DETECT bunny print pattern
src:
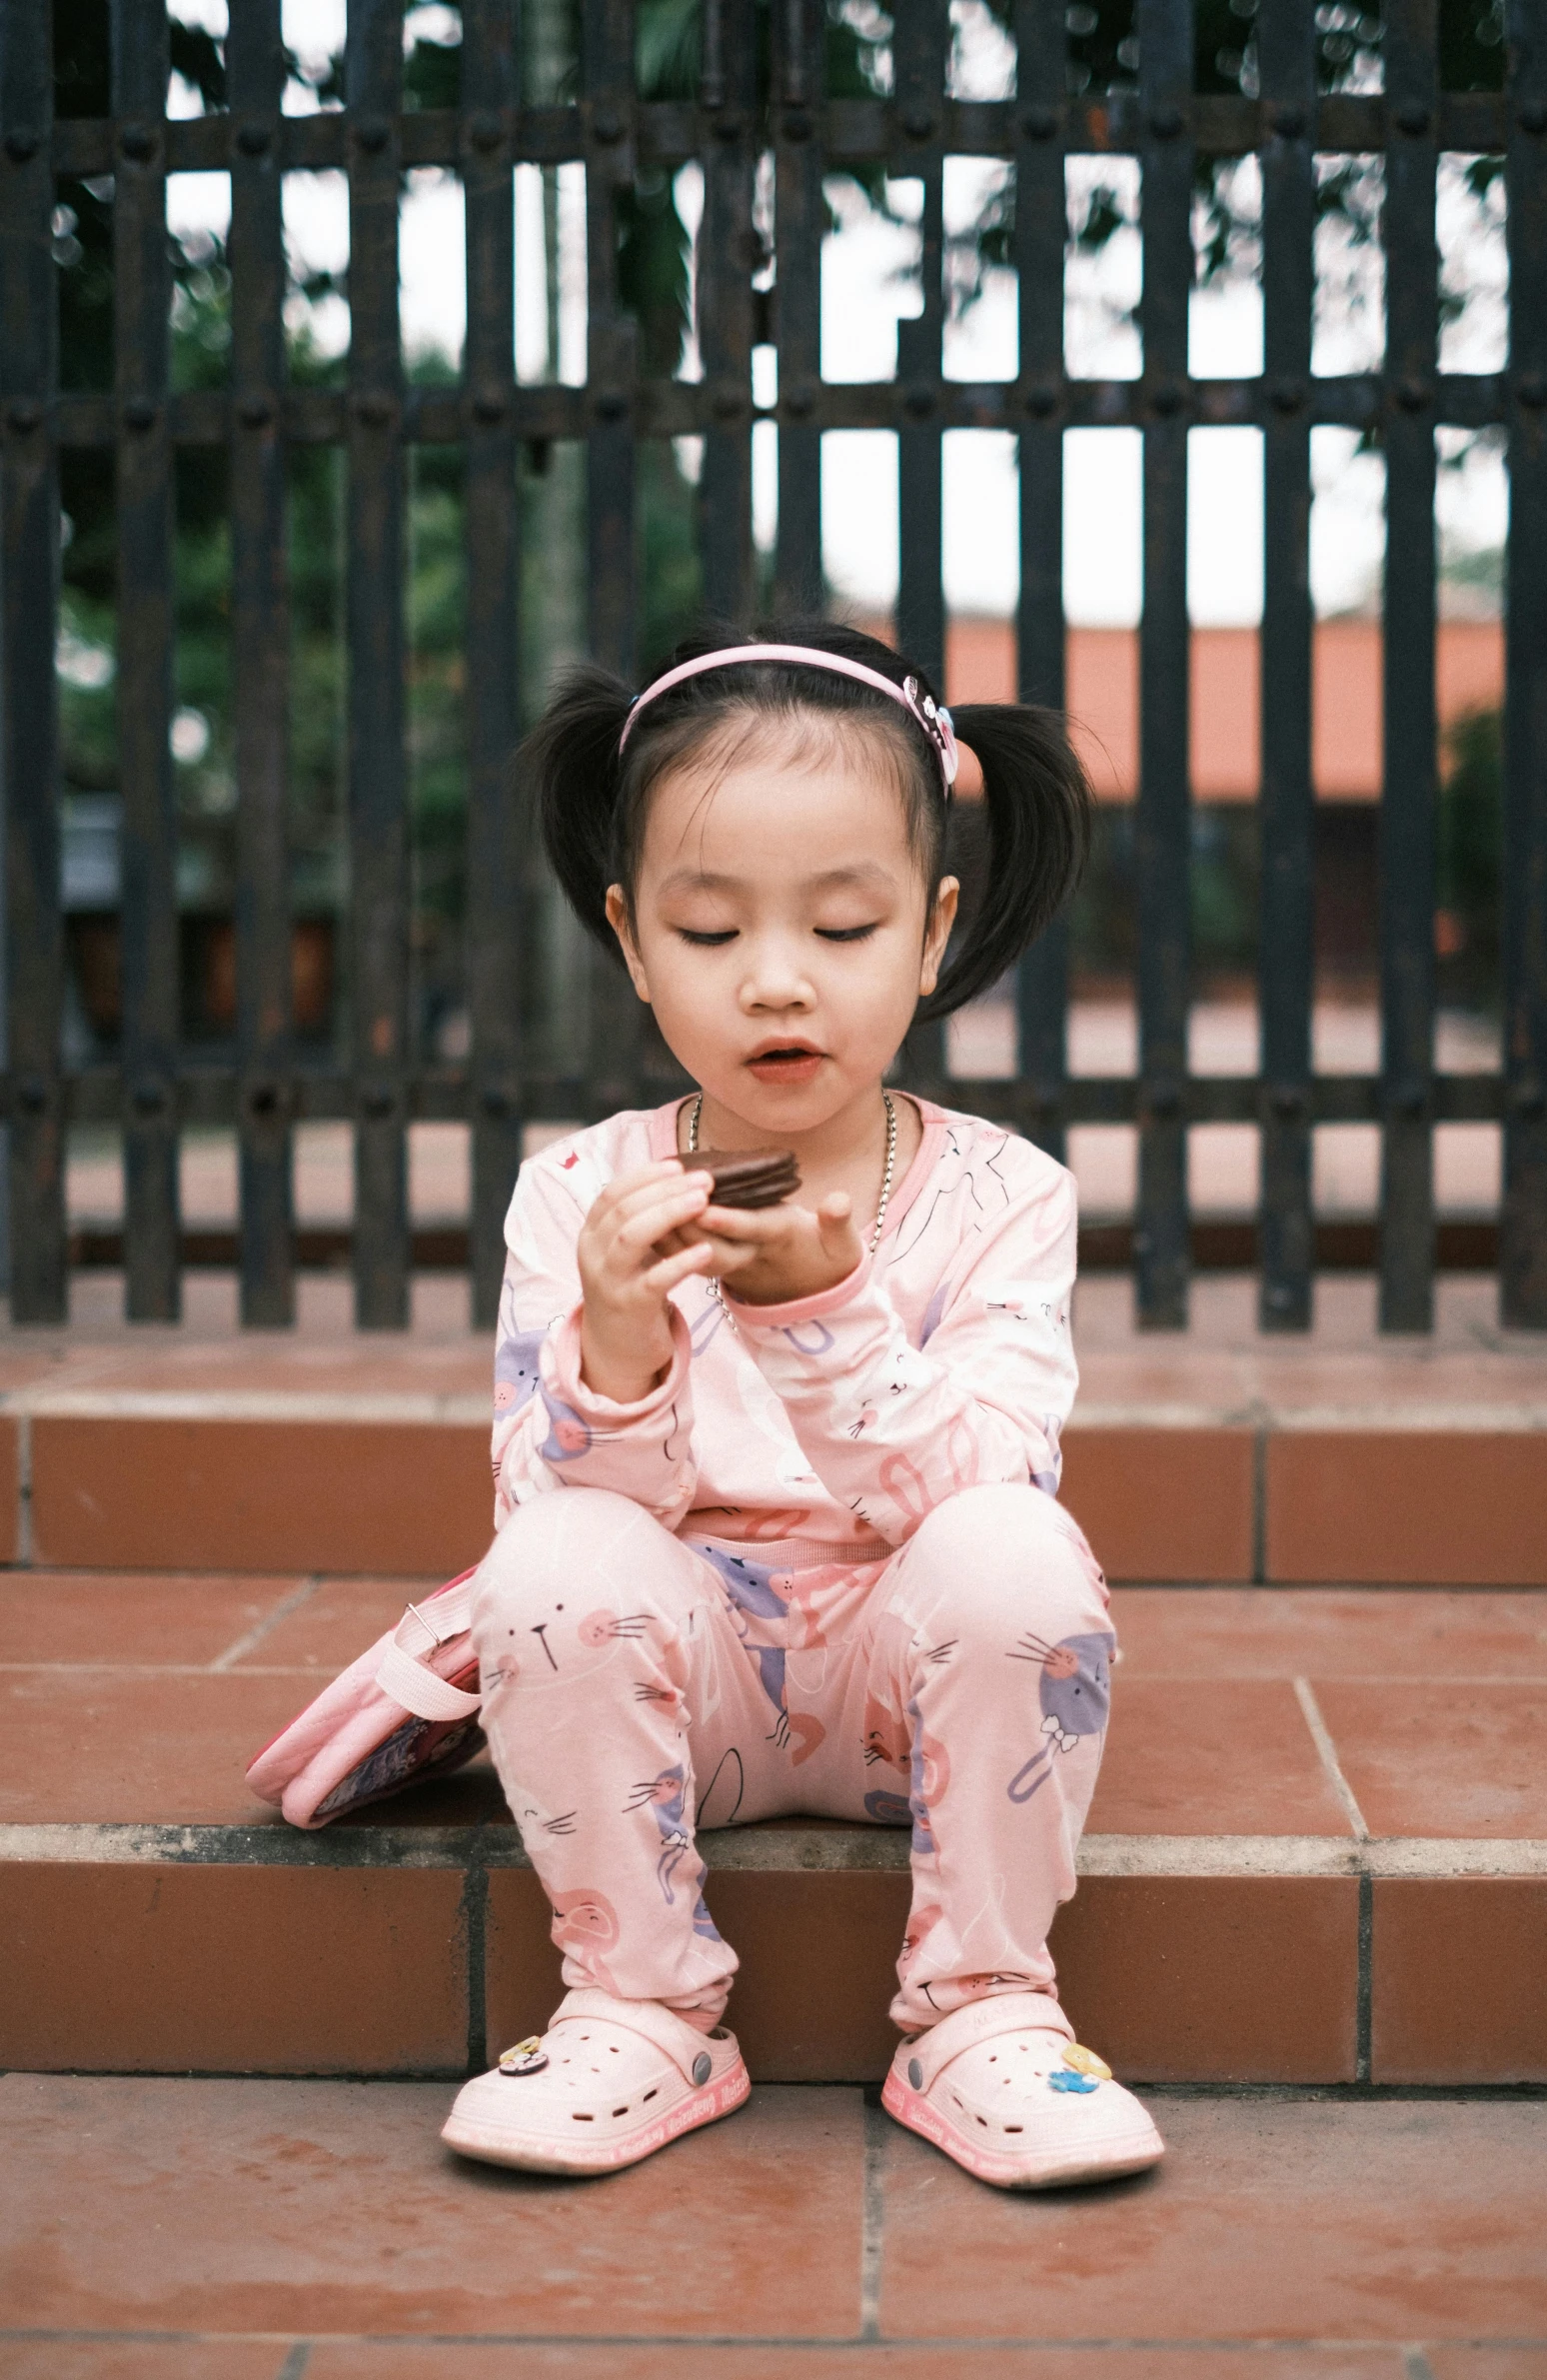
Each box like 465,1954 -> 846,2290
471,1477 -> 1113,2033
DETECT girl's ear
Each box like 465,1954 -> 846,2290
918,875 -> 959,1000
605,885 -> 653,1004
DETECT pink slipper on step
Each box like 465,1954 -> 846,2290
881,1991 -> 1164,2190
441,1987 -> 750,2176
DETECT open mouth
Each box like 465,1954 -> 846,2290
745,1044 -> 824,1085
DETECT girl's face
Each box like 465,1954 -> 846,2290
606,726 -> 957,1139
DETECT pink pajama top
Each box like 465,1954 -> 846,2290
491,1098 -> 1078,1558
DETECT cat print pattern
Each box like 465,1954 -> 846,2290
470,1477 -> 1114,2033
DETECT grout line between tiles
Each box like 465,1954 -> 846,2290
1252,1421 -> 1267,1583
5,2326 -> 1543,2352
1357,1869 -> 1375,2086
14,1411 -> 32,1568
858,2087 -> 886,2343
1293,1677 -> 1374,2083
209,1576 -> 322,1671
463,1861 -> 489,2076
1293,1677 -> 1371,1842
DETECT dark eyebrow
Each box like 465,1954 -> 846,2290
656,862 -> 897,898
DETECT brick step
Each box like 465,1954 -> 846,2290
2,1396 -> 1545,1581
3,1290 -> 1545,1579
4,1577 -> 1544,2087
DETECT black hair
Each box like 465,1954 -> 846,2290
522,617 -> 1091,1020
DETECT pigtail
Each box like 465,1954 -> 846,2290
920,703 -> 1093,1020
519,663 -> 637,953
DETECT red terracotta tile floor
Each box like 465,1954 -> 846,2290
0,2078 -> 1543,2373
4,1579 -> 1547,2088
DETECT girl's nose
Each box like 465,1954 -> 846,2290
738,940 -> 814,1012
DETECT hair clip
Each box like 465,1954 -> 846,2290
901,677 -> 959,793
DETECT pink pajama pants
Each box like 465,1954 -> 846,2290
470,1480 -> 1114,2036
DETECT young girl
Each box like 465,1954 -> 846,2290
440,622 -> 1163,2191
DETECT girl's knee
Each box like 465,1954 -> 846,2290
473,1486 -> 673,1636
904,1482 -> 1108,1639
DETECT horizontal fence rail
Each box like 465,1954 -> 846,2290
0,0 -> 1544,1332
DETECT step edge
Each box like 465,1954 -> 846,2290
4,1821 -> 1545,1878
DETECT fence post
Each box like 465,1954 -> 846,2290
582,0 -> 643,1114
0,0 -> 63,1320
1256,0 -> 1317,1330
699,0 -> 757,623
229,0 -> 295,1327
1503,0 -> 1547,1326
1134,0 -> 1194,1328
1013,0 -> 1069,1166
347,0 -> 412,1329
463,0 -> 524,1331
1380,0 -> 1440,1332
773,0 -> 823,617
113,0 -> 182,1321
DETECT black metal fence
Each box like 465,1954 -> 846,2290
1,0 -> 1544,1333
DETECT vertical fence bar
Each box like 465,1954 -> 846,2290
228,0 -> 294,1326
113,0 -> 181,1320
699,0 -> 756,621
1503,0 -> 1547,1324
584,0 -> 642,1111
893,0 -> 947,694
464,0 -> 523,1329
1256,0 -> 1316,1328
1380,0 -> 1439,1331
1012,1 -> 1068,1163
0,0 -> 65,1319
347,0 -> 410,1326
774,0 -> 823,616
895,0 -> 948,1086
1133,0 -> 1193,1326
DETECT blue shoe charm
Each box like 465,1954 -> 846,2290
1047,2067 -> 1098,2093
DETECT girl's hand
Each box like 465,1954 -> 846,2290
577,1161 -> 718,1402
657,1192 -> 864,1308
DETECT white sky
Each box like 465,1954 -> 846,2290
164,0 -> 1509,629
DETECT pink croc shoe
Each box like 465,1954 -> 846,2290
881,1992 -> 1163,2191
441,1988 -> 751,2176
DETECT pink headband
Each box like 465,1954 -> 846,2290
617,642 -> 959,791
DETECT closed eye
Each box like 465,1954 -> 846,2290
815,924 -> 879,943
678,928 -> 738,947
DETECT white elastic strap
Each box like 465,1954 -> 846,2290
374,1639 -> 483,1723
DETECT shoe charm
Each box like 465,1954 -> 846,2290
1062,2042 -> 1112,2081
1047,2068 -> 1098,2093
499,2036 -> 549,2076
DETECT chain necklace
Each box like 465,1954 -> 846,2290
688,1088 -> 897,1313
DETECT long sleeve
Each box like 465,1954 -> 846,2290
723,1156 -> 1077,1546
491,1150 -> 699,1531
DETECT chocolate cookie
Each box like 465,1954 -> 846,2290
694,1147 -> 801,1209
